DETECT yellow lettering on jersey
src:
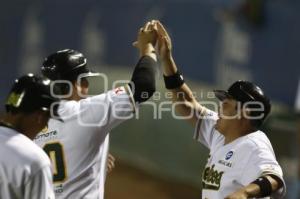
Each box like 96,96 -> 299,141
43,141 -> 68,184
49,151 -> 58,175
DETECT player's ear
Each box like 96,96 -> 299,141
241,106 -> 251,120
74,81 -> 82,92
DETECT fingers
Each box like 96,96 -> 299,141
108,154 -> 115,162
164,36 -> 171,50
134,20 -> 164,51
155,21 -> 169,38
107,154 -> 115,173
158,35 -> 171,51
148,20 -> 157,31
108,160 -> 115,168
137,19 -> 167,35
139,27 -> 144,33
144,22 -> 151,31
132,41 -> 138,47
151,20 -> 171,49
141,20 -> 157,32
107,162 -> 115,173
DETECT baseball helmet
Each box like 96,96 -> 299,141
41,49 -> 99,81
5,73 -> 59,115
214,80 -> 271,128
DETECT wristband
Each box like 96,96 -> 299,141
163,71 -> 184,89
252,176 -> 272,197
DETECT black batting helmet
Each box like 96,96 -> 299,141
214,80 -> 271,128
5,73 -> 60,115
41,49 -> 99,81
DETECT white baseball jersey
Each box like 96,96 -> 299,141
34,86 -> 135,199
0,126 -> 54,199
194,109 -> 286,199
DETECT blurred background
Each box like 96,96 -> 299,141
1,0 -> 300,198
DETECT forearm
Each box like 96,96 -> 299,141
243,175 -> 282,198
162,55 -> 204,124
155,20 -> 204,123
163,54 -> 203,104
162,55 -> 194,102
170,84 -> 197,106
161,54 -> 177,75
140,44 -> 157,61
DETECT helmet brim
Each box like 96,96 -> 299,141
78,72 -> 102,78
213,90 -> 232,101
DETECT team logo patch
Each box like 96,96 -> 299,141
225,151 -> 234,160
202,164 -> 224,190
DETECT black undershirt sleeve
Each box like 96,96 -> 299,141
128,55 -> 157,104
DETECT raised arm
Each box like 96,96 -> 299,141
128,21 -> 158,104
154,20 -> 206,126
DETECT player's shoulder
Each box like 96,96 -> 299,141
15,135 -> 50,168
242,130 -> 273,151
57,100 -> 80,119
57,93 -> 110,118
0,127 -> 51,169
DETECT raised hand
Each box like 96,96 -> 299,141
153,20 -> 172,62
133,21 -> 157,57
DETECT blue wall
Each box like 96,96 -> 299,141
0,0 -> 299,108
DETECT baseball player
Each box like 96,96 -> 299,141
153,20 -> 286,199
0,74 -> 59,199
34,21 -> 157,198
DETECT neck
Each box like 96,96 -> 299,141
1,113 -> 37,139
1,113 -> 23,134
224,132 -> 241,145
66,85 -> 83,101
222,122 -> 254,145
65,95 -> 82,101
